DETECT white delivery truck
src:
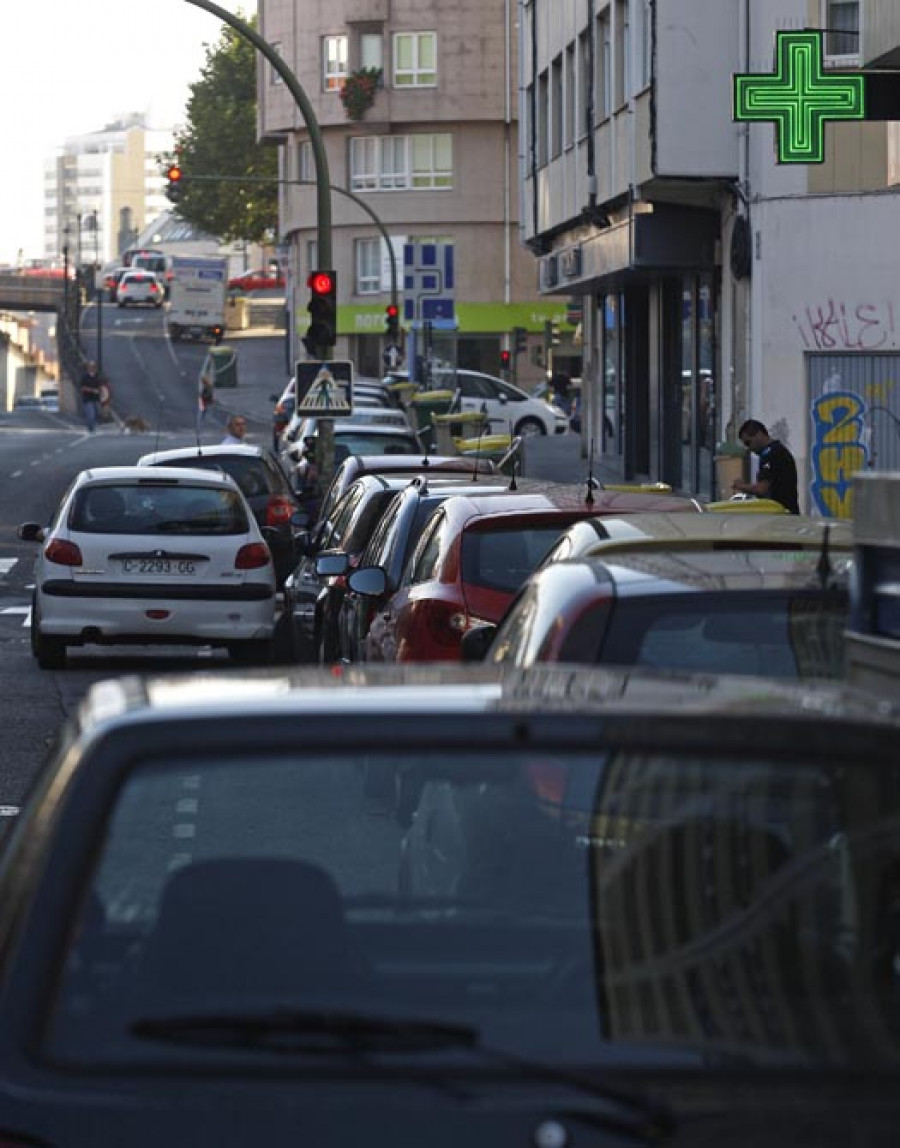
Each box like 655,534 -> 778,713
166,256 -> 228,343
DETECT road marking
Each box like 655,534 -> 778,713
10,471 -> 22,478
0,806 -> 19,818
0,559 -> 17,576
0,606 -> 31,627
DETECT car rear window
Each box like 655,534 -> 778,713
70,485 -> 249,535
336,434 -> 418,456
462,526 -> 571,593
595,590 -> 849,679
152,457 -> 275,499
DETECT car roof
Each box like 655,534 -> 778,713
552,511 -> 852,558
548,548 -> 852,594
138,444 -> 268,465
76,465 -> 240,489
339,454 -> 493,474
72,664 -> 900,743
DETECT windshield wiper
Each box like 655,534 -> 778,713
131,1008 -> 480,1054
131,1007 -> 673,1139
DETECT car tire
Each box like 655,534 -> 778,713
515,416 -> 546,437
271,612 -> 298,665
31,601 -> 66,670
228,639 -> 273,665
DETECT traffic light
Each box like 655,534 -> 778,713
550,320 -> 562,346
513,326 -> 527,354
499,349 -> 511,371
302,269 -> 337,355
384,303 -> 400,342
165,163 -> 184,203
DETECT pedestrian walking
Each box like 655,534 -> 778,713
733,418 -> 799,514
221,415 -> 248,445
78,360 -> 103,433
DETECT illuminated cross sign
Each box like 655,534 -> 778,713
734,30 -> 865,164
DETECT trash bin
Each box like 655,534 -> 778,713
432,410 -> 489,455
408,389 -> 456,451
714,441 -> 747,500
210,345 -> 238,389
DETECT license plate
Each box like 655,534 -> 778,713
120,558 -> 197,576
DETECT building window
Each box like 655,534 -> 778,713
639,0 -> 652,89
349,133 -> 452,191
355,238 -> 381,294
324,35 -> 349,92
551,55 -> 563,159
537,70 -> 549,165
824,1 -> 860,61
579,30 -> 591,138
596,9 -> 611,119
564,44 -> 576,149
270,40 -> 283,85
615,0 -> 630,106
359,32 -> 383,71
298,140 -> 313,184
393,32 -> 437,87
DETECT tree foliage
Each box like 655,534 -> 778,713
162,15 -> 278,243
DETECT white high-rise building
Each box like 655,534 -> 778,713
43,112 -> 174,267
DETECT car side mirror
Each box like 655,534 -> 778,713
316,552 -> 349,578
347,566 -> 388,597
17,522 -> 44,542
497,392 -> 507,405
460,623 -> 497,662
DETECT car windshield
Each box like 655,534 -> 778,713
594,590 -> 848,679
46,744 -> 900,1073
153,457 -> 274,500
461,526 -> 570,592
69,485 -> 249,535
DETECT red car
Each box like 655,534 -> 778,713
227,267 -> 285,292
355,485 -> 697,663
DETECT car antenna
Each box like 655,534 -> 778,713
507,419 -> 517,490
585,438 -> 596,505
816,523 -> 833,589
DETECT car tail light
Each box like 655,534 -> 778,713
235,543 -> 271,570
418,600 -> 471,652
44,539 -> 83,566
265,494 -> 294,527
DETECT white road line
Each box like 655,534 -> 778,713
0,559 -> 17,576
10,471 -> 22,478
0,607 -> 32,627
0,806 -> 19,818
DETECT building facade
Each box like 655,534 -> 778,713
43,113 -> 173,269
523,0 -> 900,510
257,0 -> 571,384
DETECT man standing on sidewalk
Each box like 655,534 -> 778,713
733,419 -> 799,514
78,360 -> 103,433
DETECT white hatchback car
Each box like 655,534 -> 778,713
116,270 -> 164,308
18,466 -> 276,669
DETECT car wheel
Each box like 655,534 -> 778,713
31,600 -> 66,670
515,416 -> 546,437
228,639 -> 273,665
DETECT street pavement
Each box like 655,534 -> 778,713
219,329 -> 604,486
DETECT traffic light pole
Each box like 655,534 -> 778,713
183,0 -> 337,479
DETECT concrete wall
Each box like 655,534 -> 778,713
750,193 -> 900,511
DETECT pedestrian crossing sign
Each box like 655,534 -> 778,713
295,360 -> 354,417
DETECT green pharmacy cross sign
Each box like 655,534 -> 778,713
734,30 -> 865,163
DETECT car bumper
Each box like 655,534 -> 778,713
37,583 -> 275,641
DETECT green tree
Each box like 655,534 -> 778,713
163,14 -> 278,243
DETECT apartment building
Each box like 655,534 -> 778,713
523,0 -> 900,510
43,113 -> 173,268
257,0 -> 569,382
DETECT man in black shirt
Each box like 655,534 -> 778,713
733,419 -> 799,513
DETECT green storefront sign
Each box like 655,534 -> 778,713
296,302 -> 575,336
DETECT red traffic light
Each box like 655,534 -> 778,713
166,164 -> 183,183
386,304 -> 399,319
308,271 -> 335,296
500,349 -> 511,368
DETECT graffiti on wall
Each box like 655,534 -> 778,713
809,389 -> 869,518
793,301 -> 897,351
